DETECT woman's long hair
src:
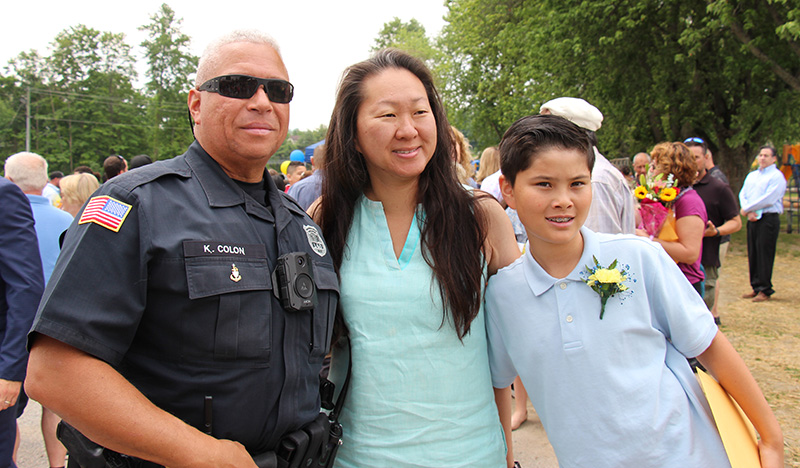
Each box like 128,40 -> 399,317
318,49 -> 488,342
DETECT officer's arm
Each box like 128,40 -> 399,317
26,335 -> 259,468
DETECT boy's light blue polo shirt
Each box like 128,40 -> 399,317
486,228 -> 730,467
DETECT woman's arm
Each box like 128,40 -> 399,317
478,197 -> 521,276
644,214 -> 704,264
697,331 -> 784,468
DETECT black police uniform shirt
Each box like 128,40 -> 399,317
30,141 -> 339,454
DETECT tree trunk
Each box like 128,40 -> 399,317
716,145 -> 750,196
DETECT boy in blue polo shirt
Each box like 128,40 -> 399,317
485,114 -> 783,467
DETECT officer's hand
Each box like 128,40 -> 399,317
204,439 -> 258,468
0,379 -> 22,412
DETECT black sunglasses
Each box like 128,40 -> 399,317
198,74 -> 294,103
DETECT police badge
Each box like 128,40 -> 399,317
303,225 -> 327,257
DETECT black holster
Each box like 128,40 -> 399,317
273,412 -> 341,468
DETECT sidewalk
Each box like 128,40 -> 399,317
511,401 -> 558,468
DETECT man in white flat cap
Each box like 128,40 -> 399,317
540,97 -> 635,234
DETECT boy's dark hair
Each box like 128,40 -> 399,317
499,114 -> 595,186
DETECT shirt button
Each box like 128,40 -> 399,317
559,282 -> 567,290
566,315 -> 574,323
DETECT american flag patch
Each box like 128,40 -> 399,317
78,196 -> 132,232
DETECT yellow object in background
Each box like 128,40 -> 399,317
656,209 -> 679,242
280,160 -> 291,175
696,369 -> 760,468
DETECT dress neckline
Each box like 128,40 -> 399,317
360,195 -> 421,270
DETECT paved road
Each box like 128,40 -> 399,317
17,398 -> 558,467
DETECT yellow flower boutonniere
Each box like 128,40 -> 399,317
584,256 -> 631,319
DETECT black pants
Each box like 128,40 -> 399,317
746,213 -> 780,296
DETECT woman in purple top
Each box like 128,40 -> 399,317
637,142 -> 707,295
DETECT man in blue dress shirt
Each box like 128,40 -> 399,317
4,153 -> 74,283
739,145 -> 787,302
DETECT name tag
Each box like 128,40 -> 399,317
183,240 -> 266,259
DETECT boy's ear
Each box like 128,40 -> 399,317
499,174 -> 517,210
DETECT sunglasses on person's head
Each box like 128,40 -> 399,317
197,74 -> 294,103
683,137 -> 705,144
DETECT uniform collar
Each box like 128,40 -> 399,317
185,141 -> 250,208
185,141 -> 306,224
523,227 -> 598,296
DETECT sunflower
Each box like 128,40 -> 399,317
634,186 -> 648,200
659,187 -> 678,202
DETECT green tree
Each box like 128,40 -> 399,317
707,0 -> 800,92
439,0 -> 800,190
270,125 -> 328,170
372,18 -> 438,63
438,0 -> 549,150
34,25 -> 146,171
139,3 -> 198,160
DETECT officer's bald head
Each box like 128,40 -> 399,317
196,30 -> 282,85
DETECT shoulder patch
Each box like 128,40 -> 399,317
78,196 -> 132,232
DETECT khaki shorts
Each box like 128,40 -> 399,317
703,265 -> 719,310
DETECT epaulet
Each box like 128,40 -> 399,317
107,155 -> 191,192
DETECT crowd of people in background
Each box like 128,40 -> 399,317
0,29 -> 792,468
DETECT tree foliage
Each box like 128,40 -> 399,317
139,3 -> 197,159
372,17 -> 438,63
0,5 -> 199,174
438,0 -> 800,190
269,125 -> 328,171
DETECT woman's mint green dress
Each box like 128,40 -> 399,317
331,196 -> 507,468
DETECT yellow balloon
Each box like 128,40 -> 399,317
280,160 -> 291,175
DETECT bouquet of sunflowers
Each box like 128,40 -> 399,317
634,169 -> 680,241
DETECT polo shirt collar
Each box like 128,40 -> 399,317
523,227 -> 598,296
694,172 -> 712,187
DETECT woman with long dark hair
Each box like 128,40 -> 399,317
312,49 -> 519,467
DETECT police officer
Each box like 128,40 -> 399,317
25,30 -> 338,468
